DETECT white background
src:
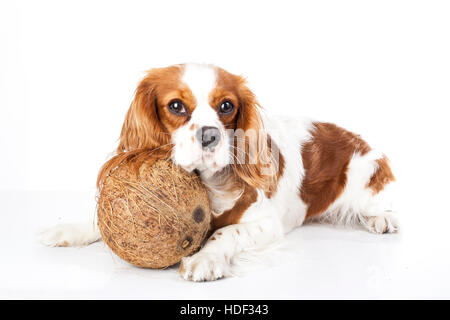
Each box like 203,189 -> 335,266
1,0 -> 450,299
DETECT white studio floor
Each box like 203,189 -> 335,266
1,188 -> 449,300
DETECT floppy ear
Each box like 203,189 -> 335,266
97,70 -> 171,190
232,79 -> 280,193
118,72 -> 169,152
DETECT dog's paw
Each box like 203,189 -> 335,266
37,223 -> 101,247
365,213 -> 399,234
179,252 -> 230,282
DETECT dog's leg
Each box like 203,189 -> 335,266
179,217 -> 283,281
37,223 -> 101,247
314,149 -> 399,234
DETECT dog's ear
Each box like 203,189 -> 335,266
97,69 -> 173,190
117,70 -> 170,152
232,78 -> 281,193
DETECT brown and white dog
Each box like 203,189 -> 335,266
38,63 -> 398,281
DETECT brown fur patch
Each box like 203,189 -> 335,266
212,185 -> 258,229
300,122 -> 372,219
367,155 -> 395,194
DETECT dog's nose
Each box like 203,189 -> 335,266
196,126 -> 221,149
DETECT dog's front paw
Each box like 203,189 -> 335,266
179,252 -> 230,282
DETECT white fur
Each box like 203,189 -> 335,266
201,168 -> 244,214
37,223 -> 100,247
39,64 -> 398,282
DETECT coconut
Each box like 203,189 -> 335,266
97,159 -> 211,268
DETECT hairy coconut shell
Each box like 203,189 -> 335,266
97,159 -> 211,268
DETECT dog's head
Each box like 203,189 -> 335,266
114,63 -> 275,191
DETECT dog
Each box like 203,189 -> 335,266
38,63 -> 398,281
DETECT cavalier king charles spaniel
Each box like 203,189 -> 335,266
39,63 -> 398,281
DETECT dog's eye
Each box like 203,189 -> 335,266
219,101 -> 234,114
168,100 -> 187,115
